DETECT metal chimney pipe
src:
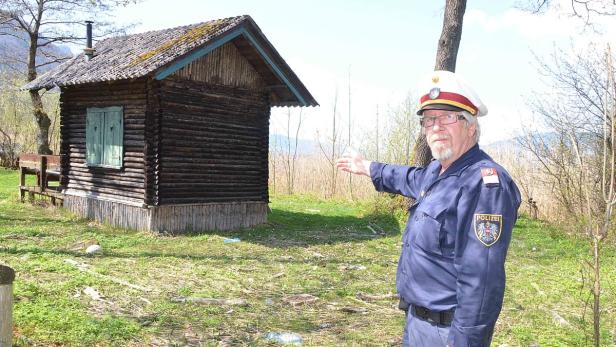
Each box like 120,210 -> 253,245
84,21 -> 95,61
86,21 -> 93,48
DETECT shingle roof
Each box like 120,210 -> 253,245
24,15 -> 317,107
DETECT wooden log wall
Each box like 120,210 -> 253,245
60,79 -> 148,204
144,79 -> 162,206
158,76 -> 270,204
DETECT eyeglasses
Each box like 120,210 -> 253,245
420,113 -> 465,128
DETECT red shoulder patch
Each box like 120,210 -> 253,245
481,167 -> 499,184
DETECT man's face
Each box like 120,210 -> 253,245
422,109 -> 477,164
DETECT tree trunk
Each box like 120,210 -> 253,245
434,0 -> 467,72
27,12 -> 53,155
592,234 -> 601,347
30,90 -> 53,155
412,0 -> 467,169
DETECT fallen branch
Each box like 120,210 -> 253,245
282,293 -> 318,306
170,296 -> 248,306
356,292 -> 399,302
64,259 -> 151,292
341,306 -> 368,314
367,225 -> 378,234
368,222 -> 385,234
270,272 -> 285,279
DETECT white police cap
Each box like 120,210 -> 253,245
417,70 -> 488,117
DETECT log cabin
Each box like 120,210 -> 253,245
24,15 -> 317,232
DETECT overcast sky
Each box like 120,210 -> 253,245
103,0 -> 616,146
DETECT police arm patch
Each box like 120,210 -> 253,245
481,167 -> 499,185
474,214 -> 503,246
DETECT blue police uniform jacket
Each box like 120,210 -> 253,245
370,144 -> 521,347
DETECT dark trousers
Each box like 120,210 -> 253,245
402,306 -> 451,347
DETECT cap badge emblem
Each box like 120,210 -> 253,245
429,87 -> 440,100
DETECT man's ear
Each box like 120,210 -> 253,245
467,121 -> 477,138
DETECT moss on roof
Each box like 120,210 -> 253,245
131,19 -> 227,66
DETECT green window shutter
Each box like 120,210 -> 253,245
102,107 -> 124,168
86,109 -> 103,165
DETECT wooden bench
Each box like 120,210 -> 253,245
19,154 -> 63,206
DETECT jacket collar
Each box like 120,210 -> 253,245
431,143 -> 482,177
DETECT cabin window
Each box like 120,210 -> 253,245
86,106 -> 124,168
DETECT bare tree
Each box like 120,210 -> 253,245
518,126 -> 588,218
358,97 -> 419,168
0,0 -> 136,154
375,104 -> 380,161
490,145 -> 541,218
384,95 -> 420,165
269,134 -> 278,194
282,108 -> 302,194
347,66 -> 353,198
569,46 -> 615,347
523,43 -> 615,347
519,0 -> 616,25
589,45 -> 614,347
0,70 -> 42,167
318,88 -> 341,198
520,44 -> 613,218
0,115 -> 19,167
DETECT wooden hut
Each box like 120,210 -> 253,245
24,15 -> 317,232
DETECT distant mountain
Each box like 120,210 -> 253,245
482,137 -> 522,155
269,134 -> 318,155
0,31 -> 73,74
482,131 -> 600,158
270,131 -> 599,160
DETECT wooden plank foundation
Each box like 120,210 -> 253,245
63,194 -> 267,233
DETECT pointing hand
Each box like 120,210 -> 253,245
335,151 -> 371,177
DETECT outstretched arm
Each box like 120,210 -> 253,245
337,152 -> 425,198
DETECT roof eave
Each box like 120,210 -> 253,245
272,101 -> 319,107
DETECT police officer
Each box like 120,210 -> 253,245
336,70 -> 521,346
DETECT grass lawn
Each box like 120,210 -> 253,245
0,168 -> 614,346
